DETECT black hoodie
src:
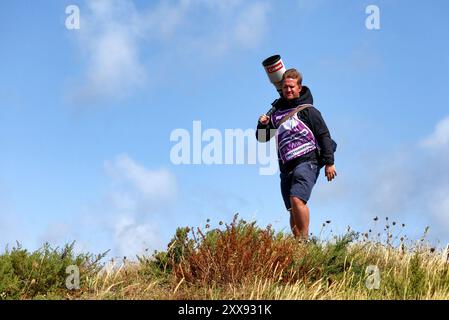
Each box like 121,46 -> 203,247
256,86 -> 335,173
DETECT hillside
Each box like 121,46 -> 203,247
1,215 -> 449,300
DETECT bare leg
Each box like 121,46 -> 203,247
290,196 -> 310,239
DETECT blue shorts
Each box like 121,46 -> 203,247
280,161 -> 320,211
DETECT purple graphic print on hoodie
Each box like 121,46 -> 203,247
271,107 -> 317,164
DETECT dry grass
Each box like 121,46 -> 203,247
1,215 -> 449,300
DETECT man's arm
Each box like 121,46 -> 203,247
304,108 -> 337,181
255,115 -> 275,142
256,99 -> 282,142
305,108 -> 334,164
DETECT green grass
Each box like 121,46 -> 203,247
0,242 -> 106,299
1,215 -> 448,300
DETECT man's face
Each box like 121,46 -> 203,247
282,78 -> 301,100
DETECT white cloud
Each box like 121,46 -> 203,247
234,2 -> 270,49
69,0 -> 270,103
369,154 -> 419,216
104,154 -> 176,208
345,116 -> 449,242
420,116 -> 449,149
101,154 -> 176,256
138,1 -> 189,40
71,0 -> 148,102
429,188 -> 449,231
418,118 -> 449,233
30,154 -> 177,258
114,215 -> 163,257
185,1 -> 270,56
326,148 -> 419,231
299,115 -> 449,244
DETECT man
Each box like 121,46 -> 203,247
256,68 -> 337,239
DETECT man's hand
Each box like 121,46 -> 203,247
325,164 -> 337,182
258,114 -> 270,125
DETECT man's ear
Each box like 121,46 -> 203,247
298,85 -> 302,93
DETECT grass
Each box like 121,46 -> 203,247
1,215 -> 449,300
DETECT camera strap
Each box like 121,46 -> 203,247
277,104 -> 313,128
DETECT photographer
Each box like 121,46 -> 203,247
256,68 -> 337,240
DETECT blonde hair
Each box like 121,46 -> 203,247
282,68 -> 303,86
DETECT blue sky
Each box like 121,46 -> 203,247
1,0 -> 449,258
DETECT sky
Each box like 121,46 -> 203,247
1,0 -> 449,259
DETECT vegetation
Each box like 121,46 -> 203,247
1,215 -> 448,300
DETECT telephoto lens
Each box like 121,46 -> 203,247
262,55 -> 287,95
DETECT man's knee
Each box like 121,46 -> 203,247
290,196 -> 307,208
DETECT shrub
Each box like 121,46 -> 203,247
0,242 -> 106,299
